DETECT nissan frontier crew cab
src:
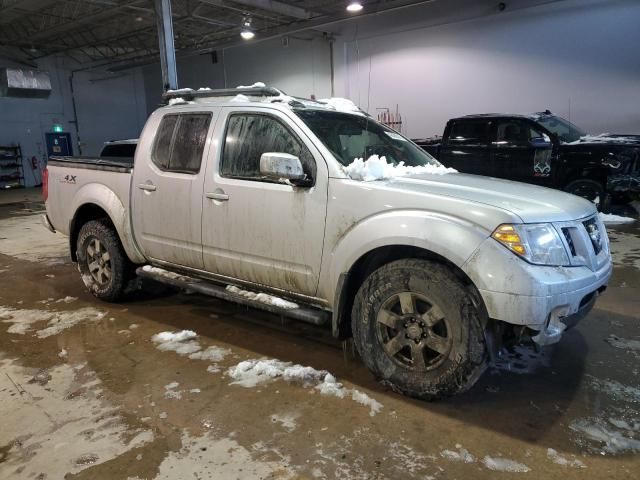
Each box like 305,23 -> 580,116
42,86 -> 612,400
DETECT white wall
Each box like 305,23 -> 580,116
333,0 -> 640,138
0,56 -> 147,187
142,36 -> 333,114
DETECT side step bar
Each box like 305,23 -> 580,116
136,266 -> 330,327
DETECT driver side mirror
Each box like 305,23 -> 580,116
260,152 -> 311,186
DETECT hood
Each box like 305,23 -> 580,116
385,173 -> 596,223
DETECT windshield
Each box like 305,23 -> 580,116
294,109 -> 440,167
533,114 -> 585,143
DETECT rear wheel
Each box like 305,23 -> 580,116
351,259 -> 487,400
76,219 -> 129,302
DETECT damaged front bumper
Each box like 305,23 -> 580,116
463,237 -> 613,346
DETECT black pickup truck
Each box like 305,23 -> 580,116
414,111 -> 640,207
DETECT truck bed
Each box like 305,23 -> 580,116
49,155 -> 133,172
45,155 -> 132,238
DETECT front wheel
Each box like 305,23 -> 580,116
565,179 -> 605,208
76,219 -> 129,302
351,259 -> 487,400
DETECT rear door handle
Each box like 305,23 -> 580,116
205,192 -> 229,201
137,183 -> 157,192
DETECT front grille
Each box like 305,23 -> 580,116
562,227 -> 577,256
582,217 -> 603,255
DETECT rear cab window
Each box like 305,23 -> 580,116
152,113 -> 212,174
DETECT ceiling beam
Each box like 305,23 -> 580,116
221,0 -> 317,19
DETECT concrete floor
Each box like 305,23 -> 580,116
1,188 -> 639,479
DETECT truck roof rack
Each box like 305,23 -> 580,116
162,86 -> 283,102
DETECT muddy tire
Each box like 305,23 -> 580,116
76,219 -> 129,302
351,259 -> 487,400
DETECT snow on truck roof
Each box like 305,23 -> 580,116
163,83 -> 366,116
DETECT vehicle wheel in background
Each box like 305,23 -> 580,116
351,259 -> 487,400
565,179 -> 605,209
76,219 -> 129,302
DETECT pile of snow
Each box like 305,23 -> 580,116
168,97 -> 188,106
344,155 -> 457,181
226,358 -> 382,416
599,212 -> 635,225
569,134 -> 640,144
546,448 -> 586,468
167,88 -> 194,94
237,82 -> 266,89
317,97 -> 363,115
225,285 -> 298,309
482,456 -> 531,473
141,265 -> 198,283
230,94 -> 250,103
151,330 -> 231,365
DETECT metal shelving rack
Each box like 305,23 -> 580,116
0,145 -> 25,189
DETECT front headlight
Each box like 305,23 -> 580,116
492,223 -> 570,266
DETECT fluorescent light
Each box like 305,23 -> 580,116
240,29 -> 255,40
346,2 -> 363,12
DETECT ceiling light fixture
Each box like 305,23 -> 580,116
240,17 -> 255,40
346,2 -> 363,12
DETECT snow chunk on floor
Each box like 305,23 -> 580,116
237,82 -> 266,88
1,305 -> 107,337
55,296 -> 78,303
440,444 -> 475,463
546,448 -> 586,468
317,97 -> 363,115
606,334 -> 640,351
270,413 -> 298,432
226,285 -> 299,309
587,375 -> 640,403
570,418 -> 640,454
599,212 -> 635,224
482,456 -> 530,472
227,359 -> 382,416
344,155 -> 456,181
152,429 -> 293,479
164,382 -> 182,399
151,330 -> 231,367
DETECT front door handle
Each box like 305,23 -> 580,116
205,192 -> 229,201
137,183 -> 157,192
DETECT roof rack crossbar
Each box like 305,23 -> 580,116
162,87 -> 282,101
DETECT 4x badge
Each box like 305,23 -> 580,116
61,174 -> 77,184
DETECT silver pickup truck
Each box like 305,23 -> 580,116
42,86 -> 612,400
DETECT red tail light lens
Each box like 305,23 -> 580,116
42,167 -> 49,202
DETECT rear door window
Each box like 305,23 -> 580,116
446,120 -> 489,145
152,113 -> 212,173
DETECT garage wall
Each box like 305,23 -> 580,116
333,0 -> 640,138
142,36 -> 332,114
0,56 -> 147,187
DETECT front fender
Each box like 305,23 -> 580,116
70,183 -> 145,264
318,210 -> 490,305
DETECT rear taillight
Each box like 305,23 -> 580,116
42,167 -> 49,202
